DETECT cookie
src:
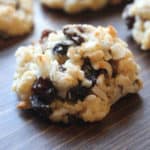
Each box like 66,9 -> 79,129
12,25 -> 143,123
41,0 -> 124,14
110,0 -> 123,5
0,0 -> 33,37
123,0 -> 150,50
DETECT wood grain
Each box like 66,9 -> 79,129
0,1 -> 150,150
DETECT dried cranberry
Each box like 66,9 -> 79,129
63,27 -> 84,45
31,78 -> 57,104
82,58 -> 107,85
67,83 -> 90,102
53,43 -> 70,55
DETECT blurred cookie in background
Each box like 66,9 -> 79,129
41,0 -> 128,14
0,0 -> 33,38
123,0 -> 150,50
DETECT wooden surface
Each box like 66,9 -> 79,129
0,1 -> 150,150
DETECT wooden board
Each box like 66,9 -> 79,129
0,1 -> 150,150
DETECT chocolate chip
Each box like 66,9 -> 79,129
53,43 -> 70,55
63,27 -> 85,45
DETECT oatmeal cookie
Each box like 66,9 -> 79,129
12,25 -> 143,123
0,0 -> 33,37
123,0 -> 150,50
41,0 -> 124,14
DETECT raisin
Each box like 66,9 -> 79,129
30,78 -> 57,118
109,60 -> 118,78
82,58 -> 107,85
30,95 -> 52,118
59,65 -> 66,72
0,31 -> 9,39
67,83 -> 90,102
67,115 -> 85,125
53,43 -> 70,55
15,1 -> 20,9
123,6 -> 135,29
31,78 -> 57,104
77,26 -> 85,33
63,27 -> 84,45
125,15 -> 135,29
